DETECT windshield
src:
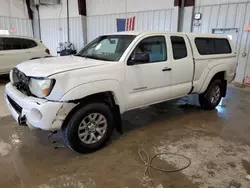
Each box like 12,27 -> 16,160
77,35 -> 136,61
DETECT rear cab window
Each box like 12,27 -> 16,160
170,36 -> 187,60
195,37 -> 232,55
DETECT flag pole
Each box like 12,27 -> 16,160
125,0 -> 127,19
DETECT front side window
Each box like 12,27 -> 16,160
2,38 -> 22,50
130,36 -> 167,63
170,36 -> 187,60
77,35 -> 135,61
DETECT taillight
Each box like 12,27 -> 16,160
45,48 -> 50,55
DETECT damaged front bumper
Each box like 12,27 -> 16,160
5,83 -> 76,131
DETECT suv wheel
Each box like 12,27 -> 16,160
199,79 -> 223,110
62,103 -> 114,153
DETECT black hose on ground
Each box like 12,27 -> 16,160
138,148 -> 191,188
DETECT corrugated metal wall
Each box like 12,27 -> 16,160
192,1 -> 250,84
195,0 -> 249,6
86,0 -> 174,16
0,16 -> 33,37
87,8 -> 175,42
40,16 -> 84,56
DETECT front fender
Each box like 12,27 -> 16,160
60,80 -> 126,113
199,64 -> 229,94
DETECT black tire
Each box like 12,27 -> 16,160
199,79 -> 223,110
62,102 -> 114,153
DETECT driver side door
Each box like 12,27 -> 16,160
125,35 -> 172,110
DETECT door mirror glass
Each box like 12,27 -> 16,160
128,52 -> 150,65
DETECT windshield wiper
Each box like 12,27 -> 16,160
75,54 -> 85,57
81,55 -> 110,61
75,54 -> 111,61
74,54 -> 92,60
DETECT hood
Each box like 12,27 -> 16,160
16,56 -> 110,77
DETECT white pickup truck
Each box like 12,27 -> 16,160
5,31 -> 236,153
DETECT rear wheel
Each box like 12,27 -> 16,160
199,79 -> 223,110
62,102 -> 114,153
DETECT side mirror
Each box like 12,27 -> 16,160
109,40 -> 116,44
128,53 -> 150,65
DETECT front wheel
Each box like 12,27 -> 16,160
62,103 -> 114,153
199,79 -> 223,110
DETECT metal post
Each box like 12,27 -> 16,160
36,5 -> 42,40
190,5 -> 195,33
178,0 -> 185,32
67,0 -> 70,42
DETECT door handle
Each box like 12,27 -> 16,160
162,67 -> 172,71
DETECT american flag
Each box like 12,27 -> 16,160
116,17 -> 135,32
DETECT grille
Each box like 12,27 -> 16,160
7,95 -> 22,114
12,68 -> 31,96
